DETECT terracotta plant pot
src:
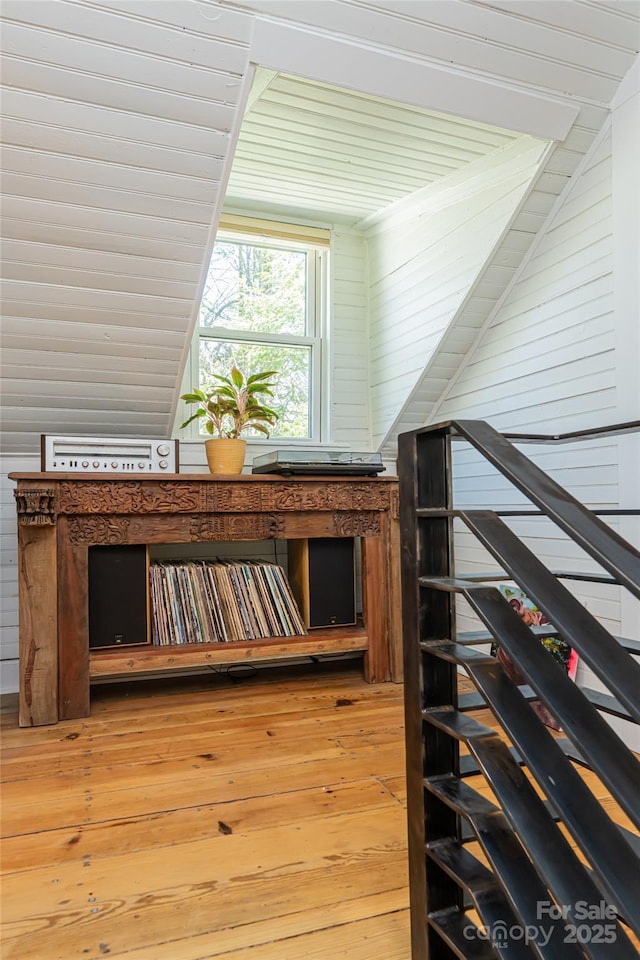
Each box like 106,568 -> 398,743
204,438 -> 247,475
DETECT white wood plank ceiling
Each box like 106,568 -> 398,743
226,70 -> 521,224
0,0 -> 254,453
1,0 -> 638,453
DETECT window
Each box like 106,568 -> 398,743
185,215 -> 329,441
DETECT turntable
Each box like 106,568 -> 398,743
251,450 -> 385,476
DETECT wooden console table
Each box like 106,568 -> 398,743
10,473 -> 401,726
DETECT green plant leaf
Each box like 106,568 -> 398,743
210,375 -> 233,389
181,390 -> 207,404
246,383 -> 274,396
214,386 -> 236,399
179,409 -> 206,429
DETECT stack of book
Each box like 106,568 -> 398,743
149,559 -> 307,646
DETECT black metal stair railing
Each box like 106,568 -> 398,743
398,420 -> 640,960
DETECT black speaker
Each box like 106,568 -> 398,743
88,545 -> 150,648
287,538 -> 356,628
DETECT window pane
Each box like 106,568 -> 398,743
200,240 -> 307,336
199,339 -> 311,438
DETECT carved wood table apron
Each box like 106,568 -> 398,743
10,473 -> 401,726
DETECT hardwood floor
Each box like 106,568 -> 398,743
1,661 -> 411,960
2,661 -> 638,959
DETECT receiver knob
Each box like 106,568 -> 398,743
159,459 -> 169,469
82,461 -> 89,468
138,461 -> 145,469
92,461 -> 99,469
111,461 -> 119,469
157,444 -> 171,457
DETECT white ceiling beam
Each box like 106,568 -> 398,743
250,19 -> 579,142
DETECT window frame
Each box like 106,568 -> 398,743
183,222 -> 329,444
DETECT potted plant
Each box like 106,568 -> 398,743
180,366 -> 279,474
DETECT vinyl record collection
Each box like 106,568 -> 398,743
149,559 -> 307,646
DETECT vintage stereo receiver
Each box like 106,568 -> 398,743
41,435 -> 179,474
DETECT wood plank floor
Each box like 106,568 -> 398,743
1,662 -> 411,960
2,662 -> 638,959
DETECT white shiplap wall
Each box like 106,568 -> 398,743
365,137 -> 548,448
439,133 -> 615,431
329,228 -> 371,447
439,131 -> 616,596
432,132 -> 639,749
1,457 -> 35,695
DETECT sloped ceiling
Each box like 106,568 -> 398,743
0,0 -> 254,453
1,0 -> 638,454
225,70 -> 521,225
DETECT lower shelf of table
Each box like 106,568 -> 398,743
89,626 -> 369,679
